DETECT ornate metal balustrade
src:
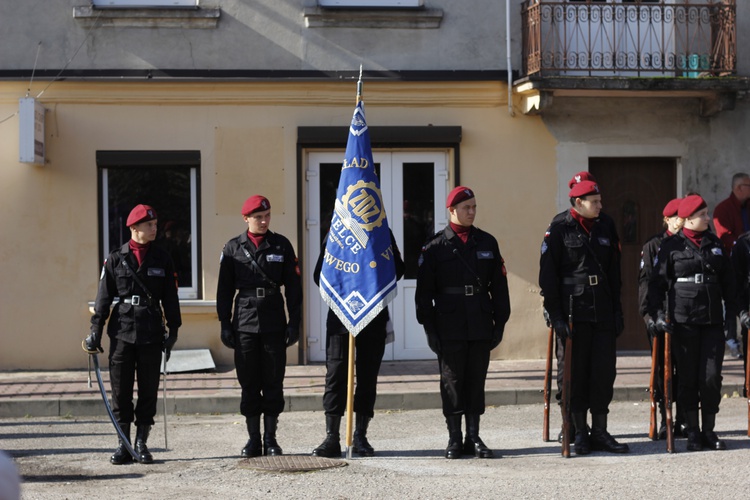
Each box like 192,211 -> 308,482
521,0 -> 736,77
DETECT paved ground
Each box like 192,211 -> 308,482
0,354 -> 746,418
1,353 -> 749,499
3,399 -> 750,500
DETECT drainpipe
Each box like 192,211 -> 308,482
506,0 -> 516,117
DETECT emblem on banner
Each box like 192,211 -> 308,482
333,180 -> 386,249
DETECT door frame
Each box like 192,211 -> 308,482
303,150 -> 450,362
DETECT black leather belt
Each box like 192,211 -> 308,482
562,275 -> 601,286
440,285 -> 484,296
119,295 -> 154,307
238,287 -> 278,298
676,274 -> 718,284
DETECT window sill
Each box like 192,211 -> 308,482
303,6 -> 442,29
88,300 -> 217,315
73,5 -> 221,29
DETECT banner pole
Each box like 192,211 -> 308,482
345,331 -> 356,459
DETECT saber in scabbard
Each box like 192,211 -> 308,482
91,353 -> 140,462
648,333 -> 659,440
543,325 -> 553,442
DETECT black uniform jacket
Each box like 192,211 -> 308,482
415,225 -> 511,342
731,232 -> 750,317
216,230 -> 302,334
91,242 -> 182,344
647,231 -> 735,326
539,209 -> 622,325
638,231 -> 668,318
313,230 -> 405,336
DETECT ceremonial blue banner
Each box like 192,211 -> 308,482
319,100 -> 398,336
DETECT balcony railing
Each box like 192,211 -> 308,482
521,0 -> 736,77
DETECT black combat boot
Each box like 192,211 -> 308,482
312,415 -> 342,458
572,412 -> 590,455
590,414 -> 629,453
463,414 -> 494,458
134,425 -> 153,464
110,423 -> 133,465
674,406 -> 687,438
656,402 -> 667,441
262,414 -> 283,456
557,409 -> 588,444
353,413 -> 375,457
701,412 -> 726,450
685,410 -> 702,452
241,415 -> 262,458
444,415 -> 463,459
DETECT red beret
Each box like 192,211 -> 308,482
662,198 -> 682,217
242,195 -> 271,216
678,194 -> 707,219
446,186 -> 475,208
568,171 -> 597,190
126,204 -> 157,227
569,180 -> 600,198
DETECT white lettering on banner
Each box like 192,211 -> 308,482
344,235 -> 363,254
323,251 -> 361,274
342,157 -> 369,170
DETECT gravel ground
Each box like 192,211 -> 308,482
3,398 -> 750,500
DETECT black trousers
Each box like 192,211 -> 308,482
439,339 -> 491,417
565,321 -> 617,416
322,324 -> 386,418
673,324 -> 724,415
235,331 -> 286,418
741,327 -> 748,396
109,338 -> 162,427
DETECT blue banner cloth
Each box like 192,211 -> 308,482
318,100 -> 398,336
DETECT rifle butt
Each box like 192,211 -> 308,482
649,335 -> 658,440
543,326 -> 553,442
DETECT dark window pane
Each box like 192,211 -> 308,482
402,163 -> 434,279
107,167 -> 193,288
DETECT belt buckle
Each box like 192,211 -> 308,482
695,273 -> 703,284
588,275 -> 598,286
256,287 -> 266,298
131,295 -> 141,306
464,285 -> 474,296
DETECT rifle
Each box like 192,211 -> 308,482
543,325 -> 553,442
561,295 -> 573,458
664,309 -> 675,454
648,331 -> 658,440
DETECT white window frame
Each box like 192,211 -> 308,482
319,0 -> 424,7
93,0 -> 199,8
100,166 -> 200,300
